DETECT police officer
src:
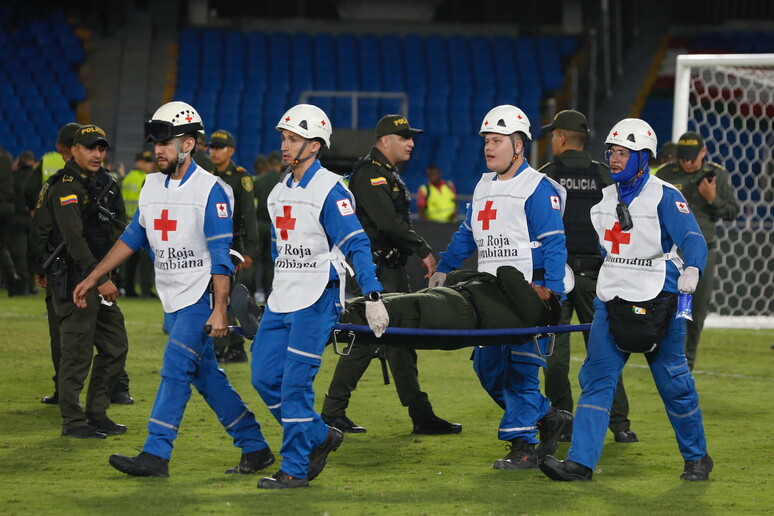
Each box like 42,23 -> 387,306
321,114 -> 461,435
417,164 -> 457,222
119,151 -> 155,298
208,129 -> 259,363
23,123 -> 80,215
253,151 -> 282,303
539,110 -> 637,445
44,124 -> 128,438
656,131 -> 739,370
10,151 -> 36,294
0,147 -> 21,295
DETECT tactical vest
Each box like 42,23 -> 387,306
420,181 -> 456,222
351,154 -> 412,250
550,160 -> 605,258
48,167 -> 119,266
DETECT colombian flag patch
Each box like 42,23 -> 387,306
370,177 -> 387,186
60,194 -> 78,205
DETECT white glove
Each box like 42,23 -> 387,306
365,299 -> 389,338
678,266 -> 700,294
428,271 -> 447,288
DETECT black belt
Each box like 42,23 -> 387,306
325,280 -> 340,289
450,285 -> 482,329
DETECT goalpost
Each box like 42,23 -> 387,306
672,54 -> 774,329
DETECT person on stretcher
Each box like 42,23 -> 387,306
341,265 -> 561,337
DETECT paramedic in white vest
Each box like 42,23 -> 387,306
72,101 -> 274,478
540,118 -> 713,482
251,104 -> 387,489
429,105 -> 573,471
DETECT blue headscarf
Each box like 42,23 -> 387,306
610,150 -> 650,205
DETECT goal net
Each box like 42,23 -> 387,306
672,54 -> 774,329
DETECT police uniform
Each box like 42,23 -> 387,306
0,148 -> 21,295
251,159 -> 381,480
656,138 -> 739,370
566,173 -> 709,472
46,158 -> 128,434
540,149 -> 634,436
438,160 -> 568,447
119,152 -> 154,297
10,153 -> 35,294
343,266 -> 557,344
321,145 -> 439,425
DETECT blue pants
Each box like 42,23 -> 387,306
251,287 -> 341,478
473,339 -> 550,444
143,293 -> 269,460
568,297 -> 707,470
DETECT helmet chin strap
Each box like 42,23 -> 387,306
163,137 -> 189,176
496,133 -> 520,176
282,140 -> 319,180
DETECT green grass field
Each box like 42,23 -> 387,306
1,291 -> 772,515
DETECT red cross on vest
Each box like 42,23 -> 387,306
477,200 -> 497,230
276,205 -> 296,240
604,222 -> 631,254
154,209 -> 178,241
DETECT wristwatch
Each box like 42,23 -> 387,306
365,291 -> 381,302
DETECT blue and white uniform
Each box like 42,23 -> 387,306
120,160 -> 269,460
437,160 -> 567,444
568,173 -> 708,470
251,160 -> 381,479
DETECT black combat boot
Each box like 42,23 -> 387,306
258,470 -> 309,489
680,454 -> 713,481
307,425 -> 344,480
321,413 -> 367,433
493,438 -> 538,470
225,447 -> 276,474
535,407 -> 573,457
539,456 -> 593,481
109,452 -> 169,477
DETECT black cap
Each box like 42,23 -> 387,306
19,150 -> 35,160
677,131 -> 705,160
72,125 -> 110,149
209,129 -> 235,147
541,110 -> 589,134
57,122 -> 82,146
135,150 -> 154,162
375,115 -> 423,138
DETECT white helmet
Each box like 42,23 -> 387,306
276,104 -> 332,148
145,101 -> 205,142
605,118 -> 657,157
479,105 -> 532,140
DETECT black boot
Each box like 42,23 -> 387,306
535,407 -> 573,458
321,413 -> 366,433
681,454 -> 713,481
493,438 -> 538,470
411,414 -> 462,435
539,456 -> 593,481
613,429 -> 639,443
62,426 -> 106,439
41,393 -> 59,405
307,426 -> 344,481
225,447 -> 276,474
258,470 -> 309,489
111,390 -> 134,405
87,417 -> 127,435
223,346 -> 248,363
109,452 -> 169,477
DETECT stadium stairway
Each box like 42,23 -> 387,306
86,6 -> 169,168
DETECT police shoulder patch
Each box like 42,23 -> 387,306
62,175 -> 74,183
60,194 -> 78,206
370,176 -> 388,186
241,176 -> 254,192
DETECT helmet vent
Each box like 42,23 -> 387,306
627,133 -> 636,143
497,119 -> 506,128
299,120 -> 308,130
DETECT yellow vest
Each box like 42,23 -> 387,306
41,151 -> 66,182
122,169 -> 146,218
420,181 -> 456,222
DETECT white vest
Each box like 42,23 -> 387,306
138,167 -> 234,312
471,167 -> 564,280
592,175 -> 680,302
267,168 -> 348,313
